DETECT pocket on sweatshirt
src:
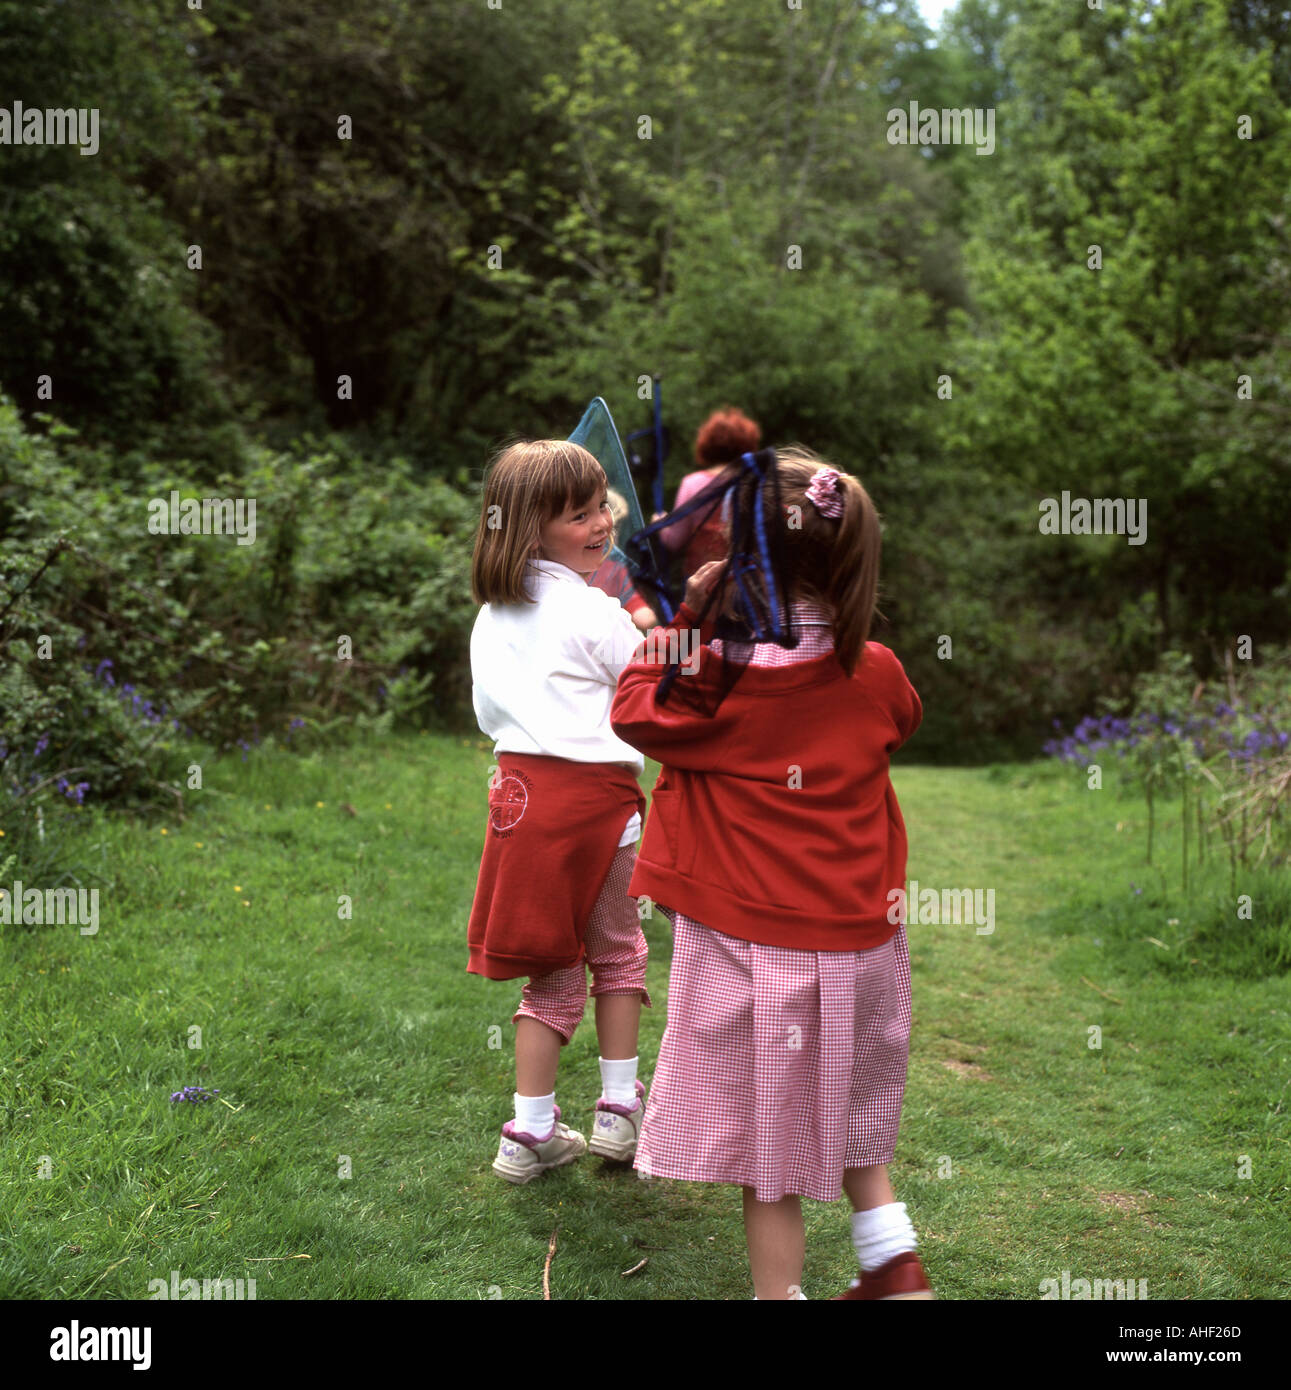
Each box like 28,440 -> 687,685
645,788 -> 691,874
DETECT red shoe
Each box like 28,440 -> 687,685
832,1251 -> 935,1300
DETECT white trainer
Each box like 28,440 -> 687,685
588,1079 -> 646,1161
492,1105 -> 587,1185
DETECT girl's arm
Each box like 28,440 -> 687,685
591,557 -> 721,690
584,591 -> 656,684
610,625 -> 724,769
900,683 -> 923,745
610,569 -> 734,769
881,647 -> 923,751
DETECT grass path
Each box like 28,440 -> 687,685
1,734 -> 1286,1299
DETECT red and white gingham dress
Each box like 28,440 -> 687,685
634,608 -> 913,1202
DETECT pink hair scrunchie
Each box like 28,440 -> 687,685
805,468 -> 844,519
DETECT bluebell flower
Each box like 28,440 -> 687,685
169,1085 -> 220,1105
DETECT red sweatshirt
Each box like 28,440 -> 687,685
610,603 -> 922,951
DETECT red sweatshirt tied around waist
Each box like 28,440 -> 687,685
466,752 -> 646,980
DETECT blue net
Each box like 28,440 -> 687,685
568,398 -> 645,566
568,397 -> 671,618
569,400 -> 803,712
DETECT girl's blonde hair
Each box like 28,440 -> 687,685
604,488 -> 630,527
765,446 -> 883,676
471,440 -> 607,605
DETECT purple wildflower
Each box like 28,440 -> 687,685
169,1086 -> 220,1105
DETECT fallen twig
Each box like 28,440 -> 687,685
1079,976 -> 1124,1004
543,1227 -> 558,1300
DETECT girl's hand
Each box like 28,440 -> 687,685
683,560 -> 726,612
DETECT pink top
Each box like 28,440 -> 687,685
657,469 -> 731,551
588,554 -> 649,614
658,468 -> 735,577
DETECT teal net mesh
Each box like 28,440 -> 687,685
567,397 -> 646,571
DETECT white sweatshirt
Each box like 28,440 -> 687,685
471,558 -> 645,845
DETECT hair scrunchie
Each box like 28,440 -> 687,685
805,468 -> 844,518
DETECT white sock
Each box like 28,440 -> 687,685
850,1201 -> 917,1273
514,1092 -> 555,1138
599,1056 -> 638,1105
752,1290 -> 808,1300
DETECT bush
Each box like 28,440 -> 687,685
0,396 -> 479,849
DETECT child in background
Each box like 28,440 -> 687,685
611,447 -> 931,1300
588,488 -> 657,632
467,440 -> 651,1184
652,407 -> 762,583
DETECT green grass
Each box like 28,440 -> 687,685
0,734 -> 1287,1299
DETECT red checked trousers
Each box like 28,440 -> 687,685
513,842 -> 651,1043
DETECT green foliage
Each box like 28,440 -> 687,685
0,397 -> 477,842
0,0 -> 234,455
944,0 -> 1291,669
1,0 -> 1289,759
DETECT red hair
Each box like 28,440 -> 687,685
694,408 -> 761,465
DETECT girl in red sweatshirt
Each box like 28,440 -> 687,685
610,447 -> 930,1301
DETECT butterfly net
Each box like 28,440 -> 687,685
570,400 -> 811,716
568,397 -> 668,616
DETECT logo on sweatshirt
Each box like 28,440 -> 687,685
489,768 -> 532,835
